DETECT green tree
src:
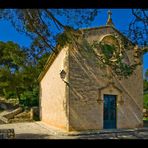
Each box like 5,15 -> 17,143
144,79 -> 148,92
0,41 -> 48,107
144,94 -> 148,109
0,41 -> 26,100
145,69 -> 148,80
144,69 -> 148,92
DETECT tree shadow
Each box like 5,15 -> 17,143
15,133 -> 52,139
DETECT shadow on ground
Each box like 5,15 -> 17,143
15,133 -> 51,139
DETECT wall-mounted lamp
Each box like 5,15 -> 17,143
60,70 -> 66,80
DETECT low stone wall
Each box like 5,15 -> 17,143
143,109 -> 148,118
0,129 -> 15,139
9,111 -> 32,123
30,107 -> 39,120
3,107 -> 22,119
0,116 -> 8,124
0,100 -> 19,110
0,104 -> 7,110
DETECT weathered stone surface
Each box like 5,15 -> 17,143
30,107 -> 39,120
3,107 -> 22,119
0,116 -> 8,124
0,129 -> 15,139
68,27 -> 143,131
0,100 -> 19,110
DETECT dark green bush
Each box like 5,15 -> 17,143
20,87 -> 39,108
144,93 -> 148,109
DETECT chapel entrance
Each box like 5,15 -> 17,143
103,94 -> 117,129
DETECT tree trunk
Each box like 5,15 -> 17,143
15,88 -> 21,104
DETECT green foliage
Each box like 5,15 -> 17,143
113,61 -> 135,77
3,88 -> 16,99
144,79 -> 148,92
0,41 -> 26,68
20,87 -> 39,107
0,41 -> 26,99
143,117 -> 148,121
56,31 -> 73,47
145,69 -> 148,80
91,40 -> 138,78
143,70 -> 148,110
144,69 -> 148,92
100,43 -> 115,59
0,41 -> 49,108
144,93 -> 148,109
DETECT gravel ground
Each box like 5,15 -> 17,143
0,121 -> 148,139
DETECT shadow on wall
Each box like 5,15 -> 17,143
66,41 -> 143,131
67,46 -> 108,131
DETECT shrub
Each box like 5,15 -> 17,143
20,87 -> 39,108
144,93 -> 148,109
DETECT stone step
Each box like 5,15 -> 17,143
0,116 -> 8,124
3,107 -> 22,119
54,128 -> 148,136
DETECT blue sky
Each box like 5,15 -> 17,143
0,9 -> 147,74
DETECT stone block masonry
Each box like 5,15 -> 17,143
0,129 -> 15,139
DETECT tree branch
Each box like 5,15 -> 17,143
25,9 -> 56,53
44,9 -> 65,30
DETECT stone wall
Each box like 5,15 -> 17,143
0,100 -> 19,110
69,44 -> 107,131
30,107 -> 39,120
3,107 -> 22,119
40,47 -> 69,130
0,129 -> 15,139
68,27 -> 143,131
115,65 -> 143,129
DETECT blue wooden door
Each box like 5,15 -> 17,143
103,95 -> 116,129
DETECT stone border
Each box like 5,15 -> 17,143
48,128 -> 148,136
3,107 -> 22,119
0,129 -> 15,139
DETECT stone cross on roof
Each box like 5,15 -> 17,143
108,10 -> 112,19
106,10 -> 114,27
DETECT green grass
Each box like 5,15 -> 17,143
144,93 -> 148,109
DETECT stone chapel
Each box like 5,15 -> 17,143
38,11 -> 143,131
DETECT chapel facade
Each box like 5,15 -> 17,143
38,11 -> 143,131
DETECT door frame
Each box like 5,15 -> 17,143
103,94 -> 117,129
98,82 -> 123,129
